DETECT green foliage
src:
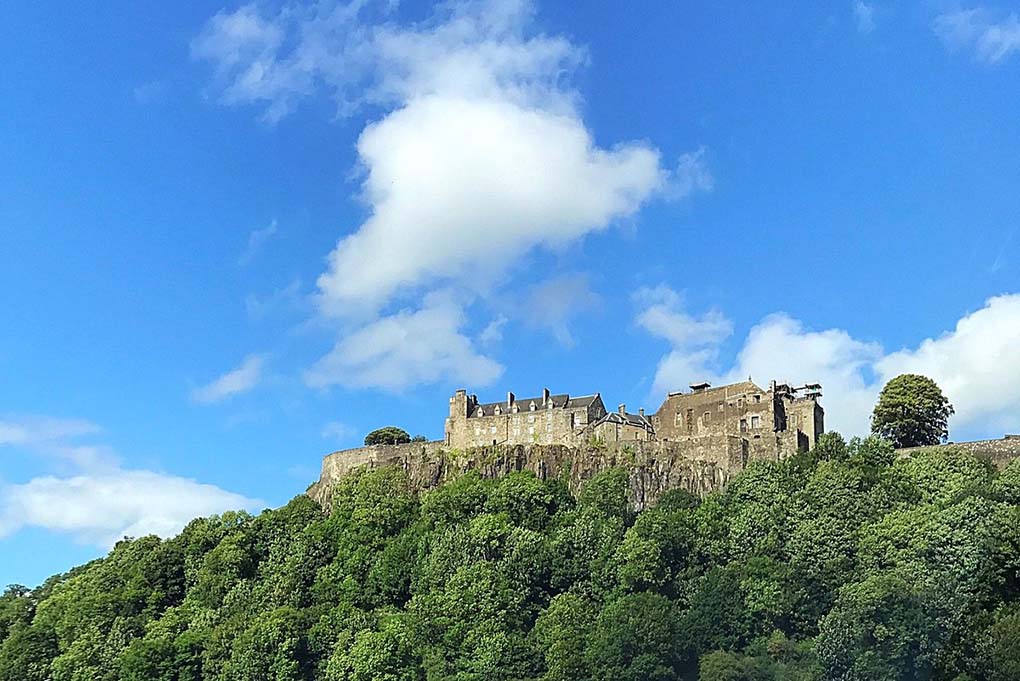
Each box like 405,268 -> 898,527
364,426 -> 411,446
4,438 -> 1020,680
871,373 -> 955,448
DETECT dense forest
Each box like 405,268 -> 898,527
3,434 -> 1020,681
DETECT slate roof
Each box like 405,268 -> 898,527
594,411 -> 655,431
469,392 -> 600,417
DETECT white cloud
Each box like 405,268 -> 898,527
0,416 -> 114,468
877,294 -> 1020,432
194,1 -> 711,390
479,315 -> 508,345
305,291 -> 503,391
854,1 -> 876,34
669,147 -> 714,199
315,90 -> 664,316
0,470 -> 260,548
321,420 -> 356,441
0,416 -> 261,547
934,7 -> 1020,63
245,279 -> 305,319
0,416 -> 100,447
637,288 -> 1020,438
717,315 -> 883,437
519,274 -> 599,347
191,354 -> 266,404
239,219 -> 278,265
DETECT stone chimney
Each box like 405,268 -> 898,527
639,408 -> 645,417
618,403 -> 626,415
542,388 -> 550,405
507,391 -> 515,408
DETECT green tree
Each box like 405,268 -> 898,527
533,593 -> 595,681
364,427 -> 411,446
871,374 -> 954,448
816,573 -> 934,681
586,592 -> 682,681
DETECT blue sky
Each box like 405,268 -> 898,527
2,0 -> 1019,586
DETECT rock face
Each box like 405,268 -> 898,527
307,440 -> 737,511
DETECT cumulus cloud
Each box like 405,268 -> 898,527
239,219 -> 278,265
0,470 -> 260,548
194,0 -> 711,390
877,294 -> 1020,432
934,7 -> 1020,63
637,288 -> 1020,438
191,354 -> 266,404
634,285 -> 734,403
305,291 -> 503,391
0,416 -> 261,547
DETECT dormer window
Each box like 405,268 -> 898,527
547,401 -> 554,410
476,407 -> 484,417
494,405 -> 501,415
512,405 -> 519,413
530,402 -> 536,411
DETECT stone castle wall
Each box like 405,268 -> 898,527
307,439 -> 751,512
307,435 -> 1020,512
897,435 -> 1020,471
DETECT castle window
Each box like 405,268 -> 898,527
753,394 -> 761,404
739,418 -> 747,432
703,411 -> 711,424
674,412 -> 682,427
490,425 -> 497,434
751,415 -> 760,429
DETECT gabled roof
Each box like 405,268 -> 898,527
469,392 -> 600,417
594,411 -> 655,431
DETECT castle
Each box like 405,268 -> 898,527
310,378 -> 1020,510
445,378 -> 825,461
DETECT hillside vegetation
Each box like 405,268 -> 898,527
3,435 -> 1020,681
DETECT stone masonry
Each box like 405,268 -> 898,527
445,379 -> 824,461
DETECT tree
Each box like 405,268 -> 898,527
586,592 -> 683,681
871,374 -> 954,448
364,427 -> 411,446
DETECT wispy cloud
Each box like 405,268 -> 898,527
238,219 -> 278,265
245,279 -> 305,320
853,1 -> 876,34
191,354 -> 266,404
0,416 -> 113,468
519,273 -> 600,347
934,7 -> 1020,63
133,80 -> 168,104
321,420 -> 356,441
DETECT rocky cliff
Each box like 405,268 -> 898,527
307,440 -> 738,511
